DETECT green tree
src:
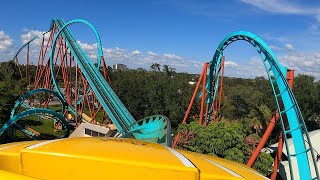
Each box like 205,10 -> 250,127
293,75 -> 320,130
162,64 -> 176,76
109,68 -> 194,128
0,61 -> 25,142
175,121 -> 273,176
150,63 -> 161,72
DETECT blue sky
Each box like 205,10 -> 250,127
0,0 -> 320,78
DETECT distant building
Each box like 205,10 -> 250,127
112,64 -> 128,70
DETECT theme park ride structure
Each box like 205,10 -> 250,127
0,18 -> 318,179
173,32 -> 319,180
0,19 -> 170,146
0,18 -> 270,180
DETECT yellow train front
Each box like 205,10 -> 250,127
0,137 -> 268,180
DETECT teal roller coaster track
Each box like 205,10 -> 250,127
0,19 -> 170,146
207,31 -> 319,179
0,19 -> 318,179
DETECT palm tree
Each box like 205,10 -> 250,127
150,63 -> 161,72
163,64 -> 176,76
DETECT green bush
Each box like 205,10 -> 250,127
175,121 -> 273,176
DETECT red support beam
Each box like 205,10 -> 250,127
15,57 -> 23,79
26,44 -> 30,86
182,63 -> 208,124
217,56 -> 225,113
199,66 -> 208,125
204,103 -> 209,127
172,63 -> 208,148
75,64 -> 79,125
247,111 -> 280,167
287,69 -> 294,88
271,130 -> 284,180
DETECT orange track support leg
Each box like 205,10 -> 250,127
271,131 -> 284,180
247,111 -> 280,167
199,66 -> 207,125
182,63 -> 208,124
172,63 -> 208,148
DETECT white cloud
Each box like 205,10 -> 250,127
240,0 -> 320,21
20,30 -> 49,46
262,33 -> 289,43
6,28 -> 320,80
213,52 -> 320,79
278,52 -> 320,77
240,0 -> 306,14
269,45 -> 281,51
104,47 -> 128,60
100,46 -> 203,73
131,50 -> 142,56
77,41 -> 98,51
316,14 -> 320,22
147,51 -> 157,56
15,29 -> 52,64
223,57 -> 267,78
0,31 -> 15,61
163,53 -> 182,60
0,31 -> 13,51
1,29 -> 204,73
284,43 -> 295,51
224,60 -> 239,68
230,52 -> 320,79
77,41 -> 99,60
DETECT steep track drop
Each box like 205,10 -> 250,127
0,19 -> 170,146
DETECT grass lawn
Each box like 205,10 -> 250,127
14,115 -> 67,140
12,104 -> 107,141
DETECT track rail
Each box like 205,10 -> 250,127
207,31 -> 319,180
50,19 -> 136,133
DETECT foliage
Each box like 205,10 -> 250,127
293,74 -> 320,130
0,61 -> 25,125
1,61 -> 320,178
176,121 -> 273,176
107,67 -> 320,177
252,152 -> 274,177
0,61 -> 26,142
108,67 -> 197,128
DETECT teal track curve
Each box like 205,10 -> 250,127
50,19 -> 136,133
0,108 -> 70,139
10,88 -> 67,117
0,88 -> 69,138
206,31 -> 319,180
1,20 -> 317,179
0,19 -> 170,146
50,19 -> 169,145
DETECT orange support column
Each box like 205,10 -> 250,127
214,56 -> 225,123
204,104 -> 209,127
172,63 -> 208,148
287,69 -> 294,88
271,69 -> 294,179
271,131 -> 284,180
199,65 -> 208,125
182,63 -> 208,124
247,111 -> 280,167
217,56 -> 225,113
